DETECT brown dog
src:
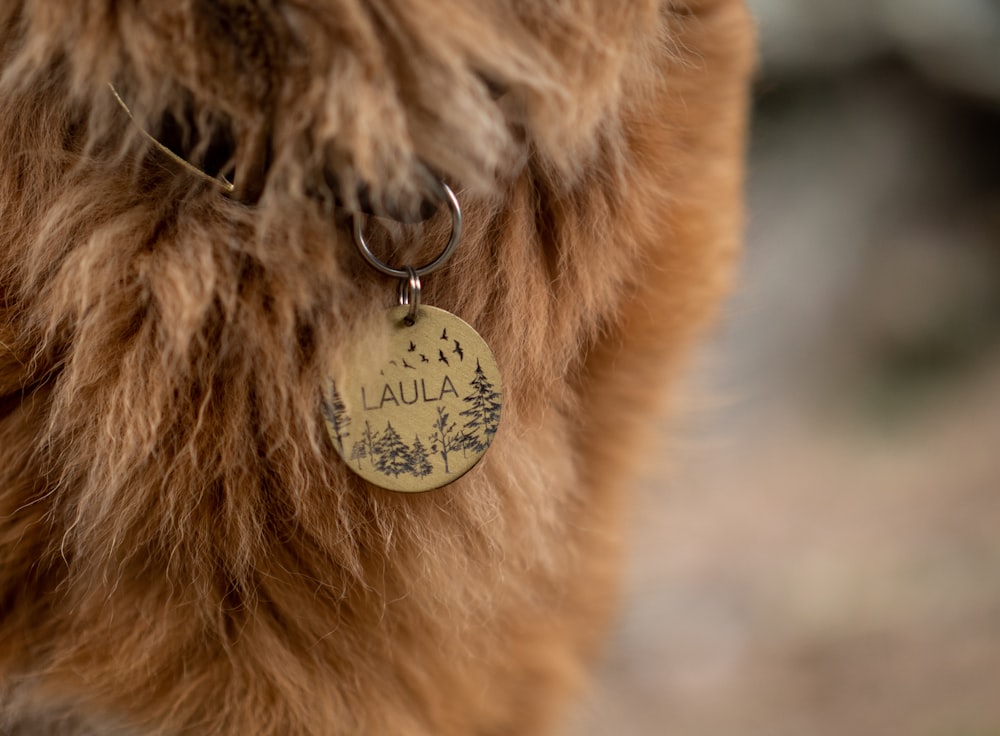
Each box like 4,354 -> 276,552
0,2 -> 753,733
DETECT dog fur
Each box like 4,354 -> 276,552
0,1 -> 754,733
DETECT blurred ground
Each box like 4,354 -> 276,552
568,49 -> 1000,736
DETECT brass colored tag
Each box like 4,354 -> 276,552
324,305 -> 502,493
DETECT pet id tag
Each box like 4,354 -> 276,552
324,184 -> 502,493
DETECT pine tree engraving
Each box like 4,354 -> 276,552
460,359 -> 501,452
349,441 -> 367,467
323,381 -> 351,454
408,435 -> 433,477
455,430 -> 474,457
355,421 -> 380,469
374,422 -> 411,477
428,405 -> 461,474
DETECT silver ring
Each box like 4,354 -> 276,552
397,266 -> 421,324
352,181 -> 462,279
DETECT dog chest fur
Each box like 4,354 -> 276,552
0,2 -> 754,734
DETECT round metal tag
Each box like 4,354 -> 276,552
323,305 -> 502,493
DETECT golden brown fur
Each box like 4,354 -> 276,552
0,1 -> 754,733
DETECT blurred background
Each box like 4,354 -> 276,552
571,1 -> 1000,734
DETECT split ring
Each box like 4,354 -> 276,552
352,181 -> 462,279
397,266 -> 421,325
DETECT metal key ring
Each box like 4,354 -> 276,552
352,181 -> 462,279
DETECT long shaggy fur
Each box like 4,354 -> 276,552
0,1 -> 754,734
